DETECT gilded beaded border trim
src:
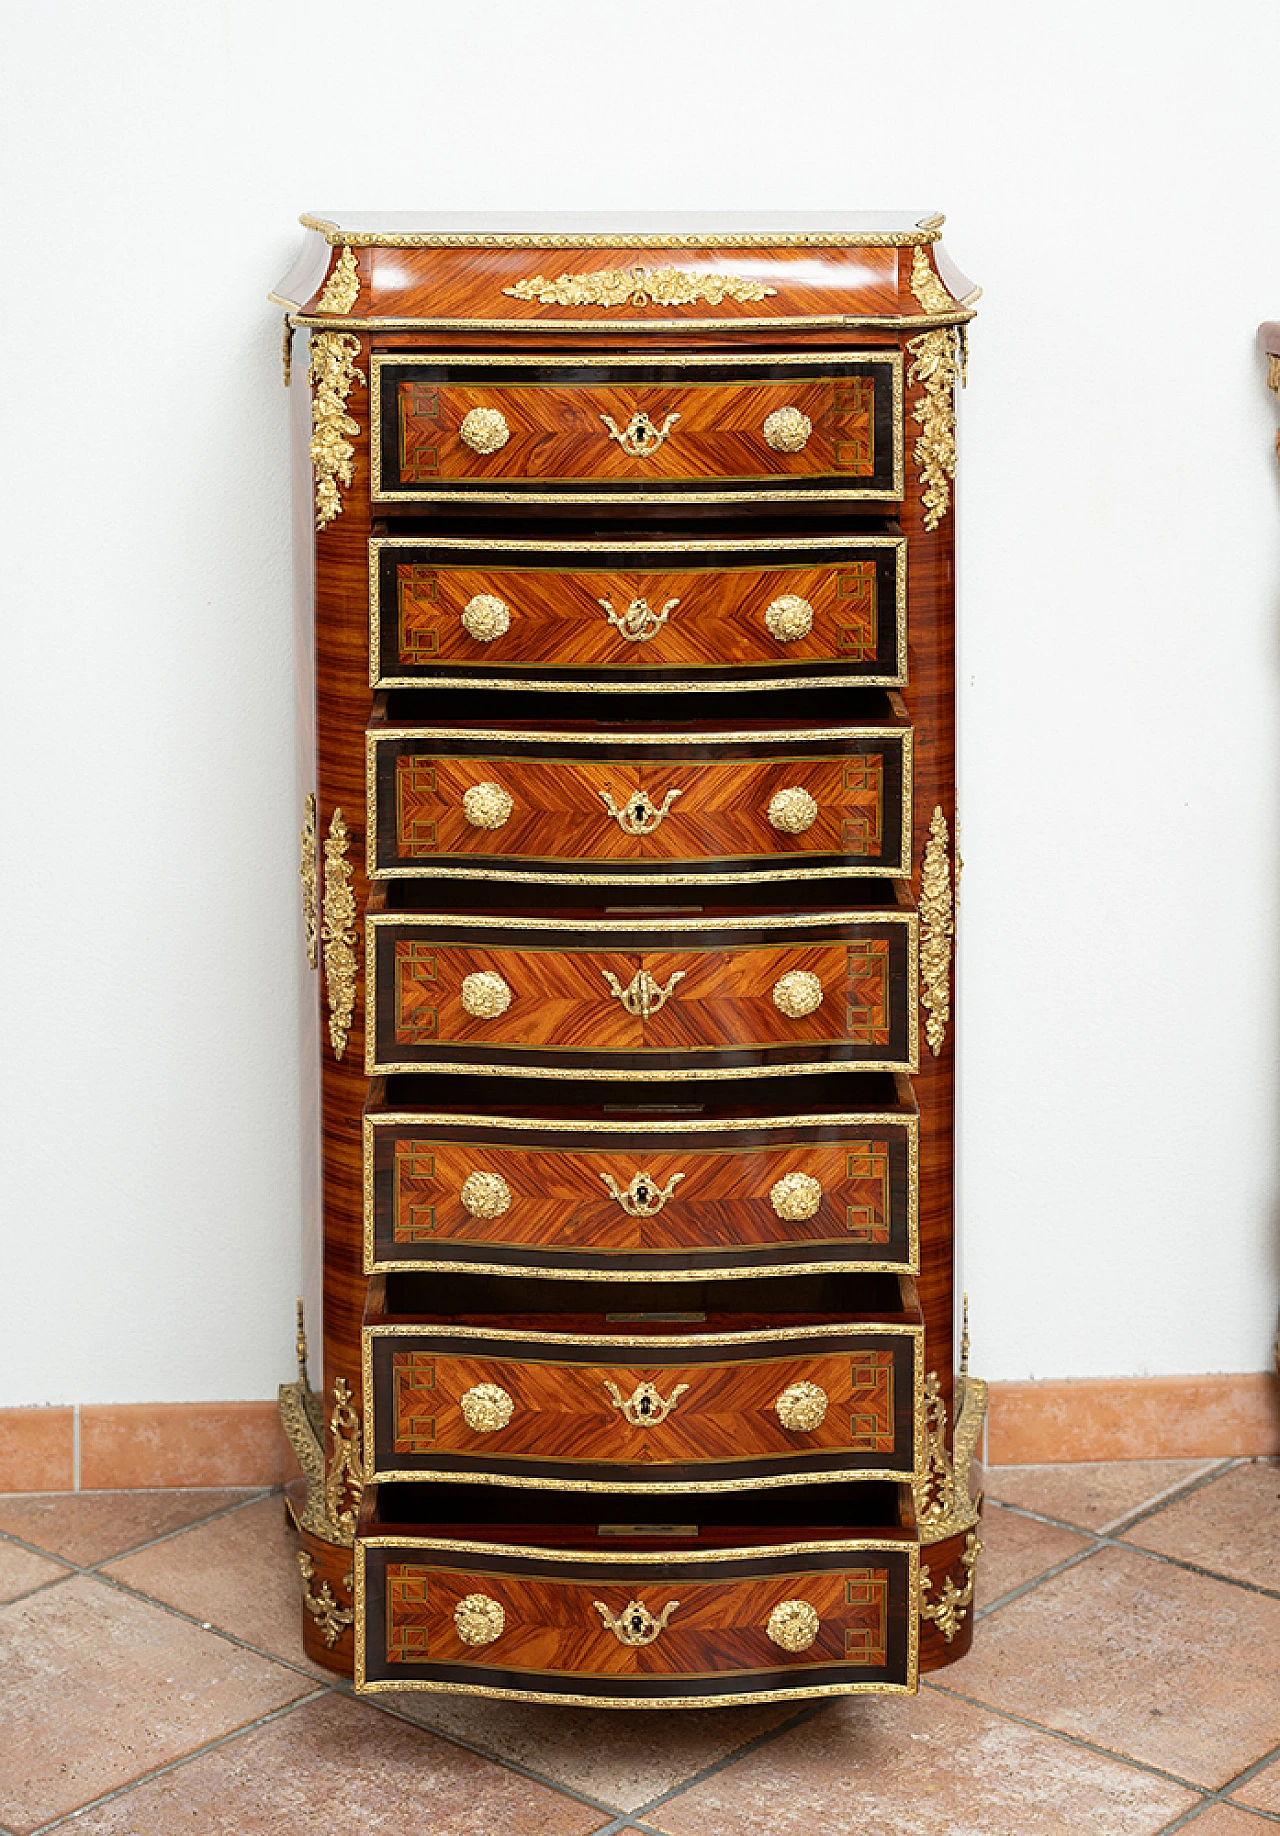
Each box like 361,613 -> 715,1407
353,1539 -> 920,1702
364,728 -> 912,884
367,533 -> 908,693
360,1324 -> 923,1494
368,350 -> 904,507
299,212 -> 942,249
364,911 -> 920,1081
360,1108 -> 920,1279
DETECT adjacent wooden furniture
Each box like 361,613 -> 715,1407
273,212 -> 987,1700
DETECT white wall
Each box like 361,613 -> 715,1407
2,0 -> 1278,1405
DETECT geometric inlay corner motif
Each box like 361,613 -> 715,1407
387,1566 -> 431,1661
848,1348 -> 896,1452
845,938 -> 892,1046
841,1568 -> 889,1666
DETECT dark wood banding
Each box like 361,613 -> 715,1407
369,536 -> 907,691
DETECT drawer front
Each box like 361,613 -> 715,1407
370,537 -> 907,691
366,1332 -> 919,1488
364,1115 -> 919,1278
366,916 -> 918,1079
369,734 -> 911,883
371,354 -> 903,504
358,1538 -> 919,1703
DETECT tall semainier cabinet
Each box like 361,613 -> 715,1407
272,213 -> 986,1705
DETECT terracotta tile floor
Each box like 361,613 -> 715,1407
0,1462 -> 1277,1835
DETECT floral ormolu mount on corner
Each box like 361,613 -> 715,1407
913,1302 -> 988,1644
273,211 -> 979,1702
278,1302 -> 363,1546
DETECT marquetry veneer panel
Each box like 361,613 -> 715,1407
363,1099 -> 919,1279
368,535 -> 907,691
367,716 -> 911,883
371,353 -> 904,504
365,912 -> 918,1080
357,1528 -> 918,1704
363,1323 -> 920,1490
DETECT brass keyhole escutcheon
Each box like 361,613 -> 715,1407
599,595 -> 678,643
594,1597 -> 681,1646
601,967 -> 686,1020
600,410 -> 681,457
599,787 -> 682,835
603,1377 -> 689,1427
600,1170 -> 685,1216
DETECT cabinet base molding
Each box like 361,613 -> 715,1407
292,1519 -> 358,1674
917,1524 -> 981,1669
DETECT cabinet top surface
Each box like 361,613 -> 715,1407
299,209 -> 945,247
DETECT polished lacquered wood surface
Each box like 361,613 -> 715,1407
367,722 -> 910,881
369,536 -> 907,689
358,1524 -> 917,1700
365,1335 -> 918,1487
367,917 -> 917,1077
363,1102 -> 918,1277
372,355 -> 901,502
292,221 -> 972,1690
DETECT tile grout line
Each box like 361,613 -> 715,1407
0,1486 -> 279,1580
1152,1784 -> 1280,1833
1219,1736 -> 1280,1795
359,1684 -> 664,1823
986,1456 -> 1240,1542
1,1506 -> 675,1826
89,1568 -> 345,1689
589,1822 -> 669,1836
1145,1733 -> 1278,1836
617,1700 -> 835,1823
10,1551 -> 643,1833
26,1689 -> 330,1835
975,1539 -> 1105,1621
922,1677 -> 1217,1797
84,1487 -> 283,1571
583,1820 -> 668,1836
982,1462 -> 1280,1606
1098,1459 -> 1241,1535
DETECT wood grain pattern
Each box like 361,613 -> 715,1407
918,1523 -> 978,1669
383,1561 -> 891,1674
331,242 -> 907,325
373,356 -> 900,500
368,1340 -> 913,1481
288,226 -> 970,1683
372,542 -> 905,685
295,1520 -> 357,1674
366,1121 -> 916,1273
359,1532 -> 916,1697
899,300 -> 958,1433
308,327 -> 376,1443
369,923 -> 915,1075
373,740 -> 906,877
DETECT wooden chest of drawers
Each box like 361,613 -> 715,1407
272,211 -> 986,1702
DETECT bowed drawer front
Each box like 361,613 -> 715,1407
363,1099 -> 920,1279
366,912 -> 918,1079
369,536 -> 908,691
367,719 -> 911,884
371,353 -> 904,504
363,1327 -> 921,1491
357,1529 -> 919,1704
